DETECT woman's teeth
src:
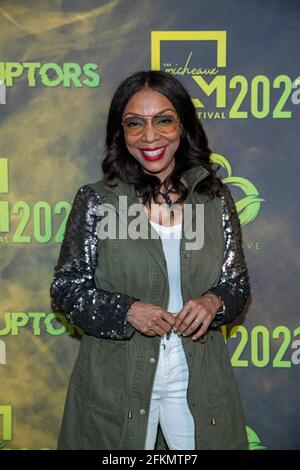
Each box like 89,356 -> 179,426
142,147 -> 165,157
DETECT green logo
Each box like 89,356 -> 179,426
211,153 -> 265,226
246,426 -> 268,450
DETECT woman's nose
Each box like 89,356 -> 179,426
141,122 -> 161,142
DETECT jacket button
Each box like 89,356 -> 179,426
149,357 -> 156,364
139,409 -> 146,416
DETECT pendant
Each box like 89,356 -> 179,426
164,193 -> 173,208
159,191 -> 173,208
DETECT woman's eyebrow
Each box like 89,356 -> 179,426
123,108 -> 176,118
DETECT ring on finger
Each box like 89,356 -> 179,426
194,318 -> 200,325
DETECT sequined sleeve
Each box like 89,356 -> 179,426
205,184 -> 251,327
50,184 -> 140,339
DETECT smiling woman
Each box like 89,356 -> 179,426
121,90 -> 182,181
50,70 -> 251,450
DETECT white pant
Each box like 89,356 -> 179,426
144,331 -> 196,450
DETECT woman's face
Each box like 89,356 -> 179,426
122,89 -> 181,183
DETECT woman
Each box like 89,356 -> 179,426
50,70 -> 251,450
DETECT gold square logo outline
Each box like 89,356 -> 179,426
151,31 -> 227,70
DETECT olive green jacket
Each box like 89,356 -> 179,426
50,164 -> 250,450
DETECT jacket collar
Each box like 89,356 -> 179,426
105,164 -> 209,204
181,164 -> 210,198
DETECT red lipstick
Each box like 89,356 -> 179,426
138,145 -> 167,161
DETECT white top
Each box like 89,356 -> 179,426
149,221 -> 183,314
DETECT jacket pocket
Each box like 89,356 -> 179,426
86,337 -> 127,413
201,332 -> 248,449
71,336 -> 89,402
204,331 -> 232,403
78,338 -> 128,449
81,402 -> 125,450
201,392 -> 246,449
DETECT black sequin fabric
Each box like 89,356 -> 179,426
205,184 -> 251,327
50,183 -> 250,338
50,185 -> 140,339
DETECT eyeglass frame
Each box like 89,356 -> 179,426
121,108 -> 182,135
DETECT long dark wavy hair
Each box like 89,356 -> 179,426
102,70 -> 223,205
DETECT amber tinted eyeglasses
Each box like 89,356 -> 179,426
122,111 -> 179,136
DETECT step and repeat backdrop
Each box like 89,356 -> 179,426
0,0 -> 300,450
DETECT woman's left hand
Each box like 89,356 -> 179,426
174,293 -> 222,341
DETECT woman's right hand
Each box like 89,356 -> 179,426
127,301 -> 176,337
